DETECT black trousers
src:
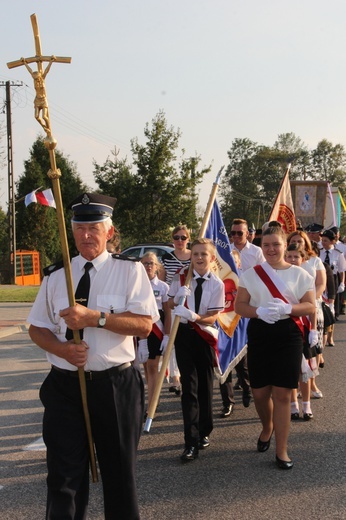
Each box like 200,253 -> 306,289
219,355 -> 251,407
175,325 -> 215,447
40,365 -> 144,520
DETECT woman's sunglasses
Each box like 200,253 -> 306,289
173,235 -> 188,241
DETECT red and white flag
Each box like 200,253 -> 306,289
25,188 -> 56,209
268,164 -> 296,233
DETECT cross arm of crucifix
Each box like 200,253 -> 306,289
7,13 -> 71,70
7,54 -> 71,70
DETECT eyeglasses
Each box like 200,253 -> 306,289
173,235 -> 188,241
230,231 -> 244,237
142,262 -> 155,267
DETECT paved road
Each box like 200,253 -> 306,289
0,303 -> 346,519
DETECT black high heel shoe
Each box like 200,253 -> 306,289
276,455 -> 293,470
257,431 -> 273,452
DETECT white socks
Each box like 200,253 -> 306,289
291,401 -> 299,414
302,401 -> 312,414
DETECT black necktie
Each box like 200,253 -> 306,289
66,262 -> 93,340
325,250 -> 330,265
194,278 -> 205,314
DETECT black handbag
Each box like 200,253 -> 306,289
322,301 -> 336,327
303,327 -> 317,359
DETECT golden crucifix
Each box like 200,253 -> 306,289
7,14 -> 71,138
7,13 -> 98,483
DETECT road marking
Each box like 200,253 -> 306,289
24,436 -> 46,451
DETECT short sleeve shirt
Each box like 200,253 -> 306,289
28,251 -> 159,370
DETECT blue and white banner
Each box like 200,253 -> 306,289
205,200 -> 248,383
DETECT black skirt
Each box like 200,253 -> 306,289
247,317 -> 303,389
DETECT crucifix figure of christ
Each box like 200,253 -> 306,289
7,13 -> 71,138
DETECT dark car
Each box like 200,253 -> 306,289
121,243 -> 174,263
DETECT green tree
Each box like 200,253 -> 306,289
311,139 -> 346,190
15,136 -> 88,267
220,138 -> 268,227
0,205 -> 8,255
273,133 -> 311,180
93,147 -> 136,248
220,134 -> 346,231
0,206 -> 9,283
94,111 -> 210,246
0,121 -> 5,170
221,134 -> 318,228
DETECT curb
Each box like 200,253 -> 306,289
0,323 -> 29,339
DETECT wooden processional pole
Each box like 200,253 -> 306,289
7,13 -> 98,482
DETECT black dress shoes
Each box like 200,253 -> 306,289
257,431 -> 273,452
242,394 -> 251,408
276,455 -> 293,470
198,436 -> 210,449
303,412 -> 313,421
181,446 -> 199,462
169,385 -> 181,396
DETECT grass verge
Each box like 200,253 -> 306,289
0,286 -> 40,302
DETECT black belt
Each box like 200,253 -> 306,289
51,362 -> 132,380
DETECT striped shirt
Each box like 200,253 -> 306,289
162,251 -> 191,285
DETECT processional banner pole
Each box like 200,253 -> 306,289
7,13 -> 98,482
144,166 -> 224,433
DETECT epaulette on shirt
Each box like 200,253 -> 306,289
335,248 -> 343,254
112,253 -> 140,262
43,260 -> 65,276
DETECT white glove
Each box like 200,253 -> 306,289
160,335 -> 169,354
174,286 -> 191,304
308,329 -> 319,347
256,306 -> 280,324
174,305 -> 198,322
138,339 -> 149,363
272,298 -> 293,316
337,282 -> 345,294
328,302 -> 335,315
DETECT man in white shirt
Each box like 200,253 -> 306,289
230,219 -> 265,272
28,192 -> 158,520
320,229 -> 346,319
329,226 -> 346,258
329,226 -> 346,315
304,223 -> 323,249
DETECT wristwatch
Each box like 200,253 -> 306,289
97,311 -> 106,328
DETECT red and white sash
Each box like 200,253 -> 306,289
178,268 -> 219,351
253,263 -> 310,336
152,321 -> 164,342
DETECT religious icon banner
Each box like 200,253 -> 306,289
290,181 -> 328,228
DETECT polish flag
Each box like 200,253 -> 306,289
25,188 -> 56,209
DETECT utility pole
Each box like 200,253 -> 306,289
0,80 -> 23,283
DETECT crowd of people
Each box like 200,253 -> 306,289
139,218 -> 346,471
137,217 -> 346,472
27,191 -> 346,518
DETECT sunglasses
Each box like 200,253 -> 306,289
142,262 -> 155,267
173,235 -> 188,241
231,231 -> 244,237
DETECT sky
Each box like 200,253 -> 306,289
1,0 -> 346,215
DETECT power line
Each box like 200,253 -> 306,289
231,189 -> 271,206
1,80 -> 132,154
